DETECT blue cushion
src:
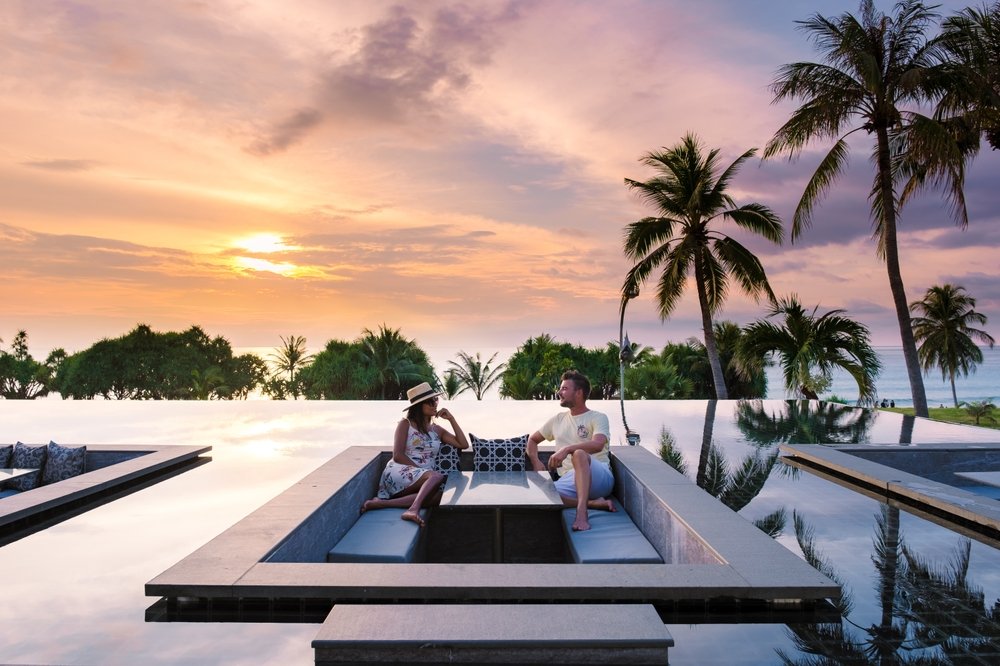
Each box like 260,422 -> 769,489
471,433 -> 528,472
327,508 -> 427,563
0,488 -> 22,499
0,444 -> 12,468
562,499 -> 663,564
42,441 -> 87,485
7,442 -> 47,491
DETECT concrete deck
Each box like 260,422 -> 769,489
779,443 -> 1000,534
147,445 -> 839,605
313,603 -> 673,664
1,444 -> 212,541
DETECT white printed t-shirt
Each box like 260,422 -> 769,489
539,409 -> 611,476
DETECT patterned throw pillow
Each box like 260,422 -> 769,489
42,441 -> 87,485
435,443 -> 462,474
0,444 -> 12,468
8,442 -> 47,491
471,434 -> 529,472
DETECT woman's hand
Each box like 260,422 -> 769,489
435,407 -> 457,422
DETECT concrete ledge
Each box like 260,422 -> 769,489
780,444 -> 1000,533
149,445 -> 840,605
313,603 -> 672,664
1,444 -> 211,531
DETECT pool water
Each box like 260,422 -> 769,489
1,399 -> 999,665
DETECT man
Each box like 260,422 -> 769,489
527,370 -> 615,531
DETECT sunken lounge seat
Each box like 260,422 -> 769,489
326,508 -> 427,563
562,498 -> 663,564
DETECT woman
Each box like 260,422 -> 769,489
362,381 -> 469,526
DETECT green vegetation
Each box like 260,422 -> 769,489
883,404 -> 1000,429
736,296 -> 880,405
447,351 -> 505,400
910,283 -> 995,407
0,331 -> 64,399
621,133 -> 782,399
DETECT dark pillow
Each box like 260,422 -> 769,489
8,442 -> 47,491
0,444 -> 12,468
471,434 -> 529,472
42,441 -> 87,485
435,443 -> 462,474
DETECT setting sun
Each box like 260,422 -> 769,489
234,233 -> 298,254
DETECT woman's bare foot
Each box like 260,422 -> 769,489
401,509 -> 425,527
361,498 -> 382,514
587,498 -> 616,512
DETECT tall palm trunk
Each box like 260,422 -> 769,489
695,259 -> 728,399
696,400 -> 718,488
876,126 -> 928,417
950,370 -> 958,407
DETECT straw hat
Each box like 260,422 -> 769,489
404,382 -> 442,409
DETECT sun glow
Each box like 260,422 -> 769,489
234,256 -> 302,277
233,233 -> 299,254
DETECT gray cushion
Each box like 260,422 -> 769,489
7,442 -> 47,491
327,508 -> 427,563
0,444 -> 12,468
562,499 -> 663,564
435,443 -> 462,474
471,433 -> 528,472
42,441 -> 87,485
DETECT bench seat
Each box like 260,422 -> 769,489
562,499 -> 662,564
326,508 -> 426,563
313,603 -> 673,664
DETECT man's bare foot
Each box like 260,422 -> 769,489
361,498 -> 381,514
587,498 -> 616,512
401,510 -> 425,527
571,511 -> 591,531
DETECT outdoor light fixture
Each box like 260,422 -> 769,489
619,285 -> 641,445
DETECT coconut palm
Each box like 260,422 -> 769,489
962,399 -> 997,426
447,351 -> 505,400
268,335 -> 314,399
909,284 -> 996,407
765,0 -> 971,418
439,369 -> 463,400
359,325 -> 432,400
938,2 -> 1000,150
736,295 -> 881,405
622,133 -> 783,399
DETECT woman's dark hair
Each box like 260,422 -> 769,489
406,400 -> 434,434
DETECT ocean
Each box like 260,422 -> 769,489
764,346 -> 999,407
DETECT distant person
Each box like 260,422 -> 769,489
890,400 -> 895,408
527,370 -> 615,531
362,382 -> 469,526
881,398 -> 888,408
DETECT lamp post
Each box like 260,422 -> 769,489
619,285 -> 640,445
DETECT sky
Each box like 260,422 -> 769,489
1,0 -> 997,371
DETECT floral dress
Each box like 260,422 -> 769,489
377,424 -> 442,499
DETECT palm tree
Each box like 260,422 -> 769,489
910,284 -> 995,407
439,369 -> 463,400
736,295 -> 881,404
765,0 -> 971,418
962,399 -> 997,426
622,133 -> 783,399
447,351 -> 505,400
268,335 -> 314,399
359,325 -> 431,399
938,2 -> 1000,150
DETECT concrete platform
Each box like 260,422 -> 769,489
147,446 -> 840,607
1,444 -> 211,543
313,603 -> 673,664
780,443 -> 1000,534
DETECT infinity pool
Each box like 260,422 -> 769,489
2,399 -> 999,664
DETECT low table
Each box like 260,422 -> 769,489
439,471 -> 565,562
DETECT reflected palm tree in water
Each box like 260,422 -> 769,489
780,505 -> 1000,664
736,399 -> 877,446
659,401 -> 786,536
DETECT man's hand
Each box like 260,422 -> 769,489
547,447 -> 569,470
